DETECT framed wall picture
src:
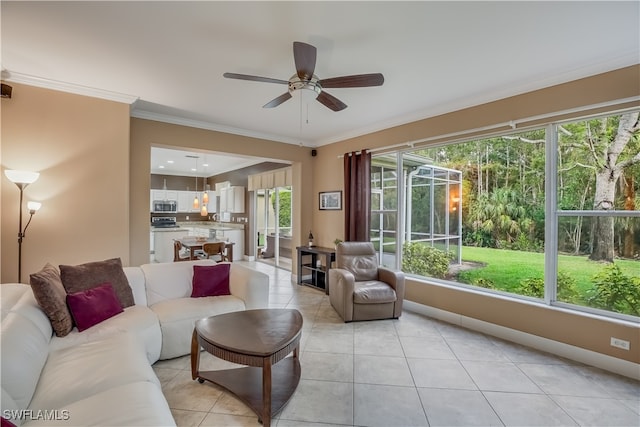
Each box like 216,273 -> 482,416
319,191 -> 342,210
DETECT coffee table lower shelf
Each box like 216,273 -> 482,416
195,357 -> 301,423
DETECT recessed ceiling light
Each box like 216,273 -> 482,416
167,160 -> 174,164
203,163 -> 209,167
159,165 -> 165,169
191,168 -> 196,172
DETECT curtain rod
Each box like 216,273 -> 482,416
337,96 -> 640,158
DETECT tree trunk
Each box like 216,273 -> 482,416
589,112 -> 639,262
623,174 -> 635,258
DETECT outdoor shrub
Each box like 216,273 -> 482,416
515,272 -> 579,302
473,277 -> 495,289
586,263 -> 640,316
557,272 -> 580,304
510,233 -> 543,252
402,242 -> 451,279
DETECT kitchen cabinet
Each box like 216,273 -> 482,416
177,191 -> 196,213
203,190 -> 217,213
153,228 -> 189,263
151,190 -> 178,211
216,228 -> 244,261
219,186 -> 245,213
177,190 -> 217,214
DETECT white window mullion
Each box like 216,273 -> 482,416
544,124 -> 558,305
397,153 -> 405,271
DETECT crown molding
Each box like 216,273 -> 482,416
130,109 -> 311,147
4,71 -> 139,104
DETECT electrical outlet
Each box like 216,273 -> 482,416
610,337 -> 630,350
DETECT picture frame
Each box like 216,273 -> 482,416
319,191 -> 342,210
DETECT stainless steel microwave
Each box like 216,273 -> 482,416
152,200 -> 177,213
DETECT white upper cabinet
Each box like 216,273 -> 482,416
219,186 -> 245,213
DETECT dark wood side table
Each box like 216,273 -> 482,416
191,309 -> 302,427
296,246 -> 336,294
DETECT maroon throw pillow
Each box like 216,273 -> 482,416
192,264 -> 231,298
2,416 -> 17,427
66,282 -> 124,332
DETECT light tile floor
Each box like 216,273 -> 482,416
153,261 -> 640,427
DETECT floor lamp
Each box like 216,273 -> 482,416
4,170 -> 41,283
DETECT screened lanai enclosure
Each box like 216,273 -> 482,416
371,153 -> 462,269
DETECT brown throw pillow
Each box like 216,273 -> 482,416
60,258 -> 134,308
30,263 -> 74,337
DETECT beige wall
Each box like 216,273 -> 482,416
1,83 -> 130,283
2,66 -> 638,365
313,65 -> 640,364
129,118 -> 314,267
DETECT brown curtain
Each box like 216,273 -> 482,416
344,149 -> 371,241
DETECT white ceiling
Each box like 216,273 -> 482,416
2,1 -> 639,174
150,146 -> 276,176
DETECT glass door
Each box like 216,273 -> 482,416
256,186 -> 292,270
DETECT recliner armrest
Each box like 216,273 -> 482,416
329,268 -> 356,321
378,267 -> 404,292
378,266 -> 405,318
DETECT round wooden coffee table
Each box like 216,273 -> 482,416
191,309 -> 303,427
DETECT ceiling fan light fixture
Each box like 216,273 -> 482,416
224,41 -> 383,112
288,75 -> 322,97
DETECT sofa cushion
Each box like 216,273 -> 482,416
29,263 -> 74,337
0,312 -> 51,411
1,285 -> 30,322
151,295 -> 245,359
28,332 -> 160,412
122,266 -> 148,306
1,388 -> 21,427
60,258 -> 134,308
21,382 -> 175,427
192,263 -> 231,298
66,283 -> 124,332
49,305 -> 161,364
141,259 -> 216,306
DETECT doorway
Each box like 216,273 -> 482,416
256,186 -> 292,271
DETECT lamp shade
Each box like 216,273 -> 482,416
27,201 -> 42,212
4,170 -> 39,184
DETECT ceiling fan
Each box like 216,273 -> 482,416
223,41 -> 384,112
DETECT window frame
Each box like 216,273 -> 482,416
375,109 -> 639,323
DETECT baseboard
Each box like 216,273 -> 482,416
403,300 -> 640,380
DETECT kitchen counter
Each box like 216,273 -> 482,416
176,221 -> 245,231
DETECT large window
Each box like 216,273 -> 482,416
374,110 -> 639,320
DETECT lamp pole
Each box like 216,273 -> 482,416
4,170 -> 41,283
16,182 -> 26,283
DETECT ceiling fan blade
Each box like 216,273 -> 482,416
320,73 -> 385,88
316,91 -> 347,112
293,41 -> 316,81
263,92 -> 293,108
223,72 -> 288,85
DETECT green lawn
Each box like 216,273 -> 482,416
457,246 -> 640,296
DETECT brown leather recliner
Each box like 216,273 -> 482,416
329,242 -> 405,322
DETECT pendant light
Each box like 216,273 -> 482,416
200,178 -> 208,217
191,156 -> 200,210
202,179 -> 209,205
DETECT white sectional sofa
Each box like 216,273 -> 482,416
0,260 -> 269,426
